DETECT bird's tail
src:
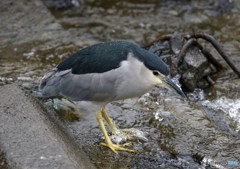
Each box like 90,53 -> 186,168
39,68 -> 60,97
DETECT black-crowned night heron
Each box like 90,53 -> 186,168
39,41 -> 185,153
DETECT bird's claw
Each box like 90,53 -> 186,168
100,142 -> 136,154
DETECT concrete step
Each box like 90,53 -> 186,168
0,84 -> 95,169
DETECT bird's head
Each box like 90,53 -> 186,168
133,46 -> 186,97
150,70 -> 186,97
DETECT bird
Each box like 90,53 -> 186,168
39,40 -> 185,153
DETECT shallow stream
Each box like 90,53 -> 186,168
0,0 -> 239,168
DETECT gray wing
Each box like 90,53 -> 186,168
39,68 -> 120,102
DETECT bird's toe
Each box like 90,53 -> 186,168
100,142 -> 136,153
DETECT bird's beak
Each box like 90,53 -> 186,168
162,76 -> 186,97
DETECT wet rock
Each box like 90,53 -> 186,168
52,98 -> 80,121
169,33 -> 184,55
129,154 -> 201,169
0,149 -> 9,169
1,0 -> 240,168
217,0 -> 234,13
147,33 -> 211,92
42,0 -> 84,17
183,11 -> 209,24
180,46 -> 209,91
42,0 -> 82,10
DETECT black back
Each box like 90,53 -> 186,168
57,41 -> 169,75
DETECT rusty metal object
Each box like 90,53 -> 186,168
190,33 -> 240,77
145,32 -> 239,78
144,32 -> 239,91
143,35 -> 172,48
171,38 -> 225,77
171,39 -> 196,76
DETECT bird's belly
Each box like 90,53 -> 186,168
114,81 -> 153,100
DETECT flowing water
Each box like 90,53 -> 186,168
0,0 -> 240,168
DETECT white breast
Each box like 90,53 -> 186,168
114,52 -> 160,100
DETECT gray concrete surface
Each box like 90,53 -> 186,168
0,84 -> 95,169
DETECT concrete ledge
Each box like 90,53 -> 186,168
0,84 -> 95,169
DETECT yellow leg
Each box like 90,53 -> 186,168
101,107 -> 118,133
96,110 -> 135,154
101,108 -> 136,138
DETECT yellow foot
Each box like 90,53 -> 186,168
100,142 -> 136,154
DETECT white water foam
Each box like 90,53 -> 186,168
202,97 -> 240,131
